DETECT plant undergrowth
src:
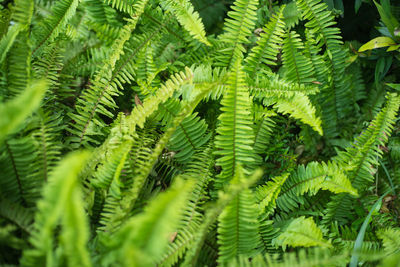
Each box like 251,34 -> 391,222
1,0 -> 400,266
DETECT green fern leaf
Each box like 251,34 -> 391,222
101,0 -> 136,15
255,173 -> 289,215
216,0 -> 259,68
168,113 -> 211,163
377,228 -> 400,256
274,216 -> 331,250
214,60 -> 255,188
250,73 -> 319,99
245,5 -> 286,75
21,151 -> 91,267
0,80 -> 47,144
217,165 -> 260,264
32,0 -> 80,55
159,148 -> 214,266
160,0 -> 210,45
100,178 -> 195,266
277,161 -> 357,212
282,31 -> 315,84
68,8 -> 147,148
323,93 -> 400,225
272,93 -> 323,135
183,168 -> 263,266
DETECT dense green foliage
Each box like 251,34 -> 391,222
1,0 -> 400,266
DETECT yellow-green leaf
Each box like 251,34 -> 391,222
387,44 -> 400,52
359,37 -> 396,52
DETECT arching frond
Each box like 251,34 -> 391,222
296,0 -> 351,137
101,0 -> 136,15
273,216 -> 331,250
160,0 -> 210,46
276,161 -> 357,213
183,168 -> 263,266
20,151 -> 91,267
377,228 -> 400,256
255,173 -> 289,215
323,93 -> 400,225
272,93 -> 323,135
249,73 -> 319,99
67,8 -> 147,148
102,83 -> 212,232
0,80 -> 47,143
99,178 -> 194,266
32,0 -> 80,56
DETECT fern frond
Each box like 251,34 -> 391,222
168,113 -> 211,163
253,109 -> 276,155
99,178 -> 194,266
33,42 -> 64,90
102,81 -> 211,232
0,138 -> 38,206
83,0 -> 121,26
5,0 -> 34,97
183,168 -> 263,266
330,223 -> 381,253
192,65 -> 228,101
159,148 -> 214,266
249,73 -> 319,99
296,0 -> 351,136
126,67 -> 194,131
20,151 -> 91,267
323,94 -> 400,225
155,98 -> 182,129
68,8 -> 147,148
135,43 -> 164,95
296,0 -> 342,48
216,0 -> 258,68
160,0 -> 210,46
273,216 -> 331,250
11,0 -> 34,27
32,0 -> 80,56
0,197 -> 34,233
101,0 -> 135,15
0,80 -> 47,143
272,93 -> 323,135
0,24 -> 21,64
245,6 -> 286,75
283,2 -> 301,29
217,166 -> 260,264
214,60 -> 255,188
276,161 -> 357,212
5,32 -> 31,97
113,29 -> 163,92
335,93 -> 400,190
77,68 -> 193,189
377,228 -> 400,256
255,173 -> 289,215
303,29 -> 330,85
28,111 -> 62,192
229,248 -> 348,266
258,216 -> 281,253
281,31 -> 315,84
91,141 -> 132,229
